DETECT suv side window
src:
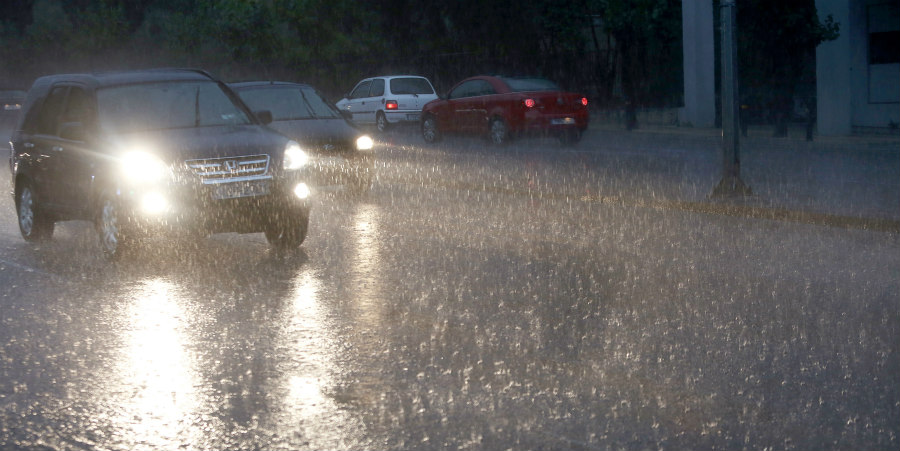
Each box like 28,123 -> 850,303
35,86 -> 68,135
61,87 -> 92,125
350,81 -> 372,99
370,79 -> 385,97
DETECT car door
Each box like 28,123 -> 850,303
348,79 -> 385,125
343,79 -> 372,123
26,85 -> 69,212
362,78 -> 385,124
446,81 -> 479,132
467,79 -> 497,132
36,84 -> 95,216
53,85 -> 96,216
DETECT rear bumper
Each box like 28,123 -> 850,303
520,111 -> 589,133
384,110 -> 423,124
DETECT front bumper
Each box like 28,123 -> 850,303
119,170 -> 312,235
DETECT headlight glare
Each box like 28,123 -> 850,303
356,135 -> 374,151
121,151 -> 169,183
284,141 -> 308,170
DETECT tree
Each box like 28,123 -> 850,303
584,0 -> 682,127
736,0 -> 839,136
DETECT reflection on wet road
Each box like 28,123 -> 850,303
1,130 -> 898,450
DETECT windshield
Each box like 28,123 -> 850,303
236,85 -> 342,120
390,77 -> 434,95
502,77 -> 560,92
96,81 -> 251,133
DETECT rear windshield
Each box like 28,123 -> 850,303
236,85 -> 341,120
390,78 -> 434,95
96,81 -> 251,133
502,78 -> 560,92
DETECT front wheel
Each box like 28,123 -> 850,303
16,180 -> 54,242
421,115 -> 442,143
489,118 -> 509,145
265,211 -> 310,250
96,193 -> 131,260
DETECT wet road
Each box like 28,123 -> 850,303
1,126 -> 898,450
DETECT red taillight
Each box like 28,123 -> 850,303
581,97 -> 588,106
524,98 -> 535,108
385,100 -> 398,110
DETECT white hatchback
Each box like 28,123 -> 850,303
336,75 -> 438,132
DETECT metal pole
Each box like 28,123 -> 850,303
713,0 -> 751,197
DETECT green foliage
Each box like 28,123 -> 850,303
735,0 -> 840,134
0,0 -> 841,111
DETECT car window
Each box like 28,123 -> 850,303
472,80 -> 496,96
390,77 -> 435,95
349,80 -> 372,99
237,86 -> 341,120
448,81 -> 477,100
61,87 -> 93,125
96,81 -> 251,134
370,79 -> 385,97
502,77 -> 560,92
35,86 -> 68,135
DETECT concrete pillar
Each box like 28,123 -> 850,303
680,0 -> 716,128
816,0 -> 853,135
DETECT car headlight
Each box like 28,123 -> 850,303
283,141 -> 309,170
121,151 -> 170,183
356,135 -> 374,151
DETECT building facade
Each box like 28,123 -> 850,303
681,0 -> 899,136
816,0 -> 899,134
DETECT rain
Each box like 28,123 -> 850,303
1,1 -> 899,450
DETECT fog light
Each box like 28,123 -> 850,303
293,183 -> 310,199
141,192 -> 168,214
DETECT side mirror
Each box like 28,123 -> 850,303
340,110 -> 353,122
59,122 -> 86,141
255,110 -> 273,125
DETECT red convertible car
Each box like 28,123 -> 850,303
420,75 -> 589,146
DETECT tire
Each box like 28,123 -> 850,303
16,180 -> 54,242
96,193 -> 130,260
265,210 -> 309,250
489,117 -> 509,145
421,115 -> 442,143
376,111 -> 390,133
559,128 -> 582,146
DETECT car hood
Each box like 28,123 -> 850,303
265,118 -> 361,154
107,124 -> 290,164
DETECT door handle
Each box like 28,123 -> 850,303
23,142 -> 34,148
52,146 -> 63,152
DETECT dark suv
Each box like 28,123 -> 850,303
9,69 -> 313,258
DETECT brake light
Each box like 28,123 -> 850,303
524,98 -> 535,108
385,100 -> 399,110
581,97 -> 588,106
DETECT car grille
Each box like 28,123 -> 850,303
184,154 -> 272,184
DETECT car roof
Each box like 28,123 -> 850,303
31,68 -> 216,90
367,75 -> 430,80
229,81 -> 314,90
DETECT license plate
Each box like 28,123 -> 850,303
407,113 -> 420,121
211,180 -> 269,200
552,117 -> 575,125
